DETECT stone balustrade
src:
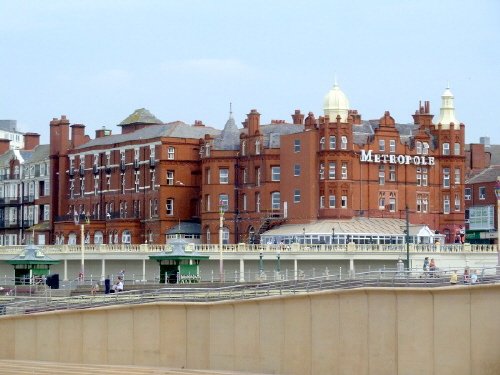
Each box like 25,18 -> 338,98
0,242 -> 496,255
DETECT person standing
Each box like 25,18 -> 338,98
429,258 -> 436,277
423,257 -> 430,275
463,268 -> 470,284
450,270 -> 458,285
470,270 -> 478,284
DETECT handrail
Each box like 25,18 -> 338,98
1,267 -> 498,317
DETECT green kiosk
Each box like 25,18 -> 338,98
149,238 -> 209,284
6,244 -> 60,285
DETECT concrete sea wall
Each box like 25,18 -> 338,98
0,285 -> 499,374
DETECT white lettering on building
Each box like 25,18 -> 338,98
359,150 -> 435,166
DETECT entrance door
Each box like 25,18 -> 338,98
159,264 -> 178,284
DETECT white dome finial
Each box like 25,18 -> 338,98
437,84 -> 459,129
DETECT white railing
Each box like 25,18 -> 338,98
0,243 -> 496,255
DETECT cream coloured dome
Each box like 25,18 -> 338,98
323,81 -> 350,122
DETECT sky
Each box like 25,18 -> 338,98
1,0 -> 499,145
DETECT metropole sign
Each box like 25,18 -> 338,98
360,150 -> 436,166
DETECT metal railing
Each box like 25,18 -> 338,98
0,267 -> 498,317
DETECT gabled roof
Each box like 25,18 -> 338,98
466,165 -> 500,184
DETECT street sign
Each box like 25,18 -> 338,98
480,231 -> 498,239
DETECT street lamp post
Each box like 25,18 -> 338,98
302,227 -> 306,245
259,252 -> 263,274
495,177 -> 500,274
331,227 -> 335,245
75,212 -> 89,283
405,205 -> 410,270
276,250 -> 281,273
219,202 -> 224,282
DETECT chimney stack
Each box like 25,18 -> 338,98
0,139 -> 10,154
96,127 -> 112,138
23,133 -> 40,150
247,109 -> 261,135
71,124 -> 86,148
291,109 -> 304,125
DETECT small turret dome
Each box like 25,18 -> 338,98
323,81 -> 350,122
437,85 -> 459,129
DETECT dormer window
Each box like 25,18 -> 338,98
205,143 -> 210,157
255,140 -> 261,155
241,141 -> 246,156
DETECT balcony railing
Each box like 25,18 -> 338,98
22,195 -> 35,203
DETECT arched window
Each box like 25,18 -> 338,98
68,233 -> 77,245
222,227 -> 230,244
122,230 -> 131,244
248,226 -> 255,244
206,227 -> 211,243
94,231 -> 103,244
271,192 -> 281,210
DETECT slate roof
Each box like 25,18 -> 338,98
26,144 -> 50,163
213,115 -> 240,150
76,122 -> 220,150
465,165 -> 500,184
0,149 -> 34,166
166,222 -> 201,235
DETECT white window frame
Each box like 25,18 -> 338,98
389,139 -> 396,153
219,168 -> 229,184
294,189 -> 301,203
329,136 -> 336,150
271,166 -> 280,182
442,142 -> 450,155
341,136 -> 347,150
166,198 -> 174,216
167,170 -> 174,185
294,164 -> 301,177
294,139 -> 301,153
329,195 -> 336,208
167,146 -> 175,160
379,139 -> 385,152
271,192 -> 280,211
